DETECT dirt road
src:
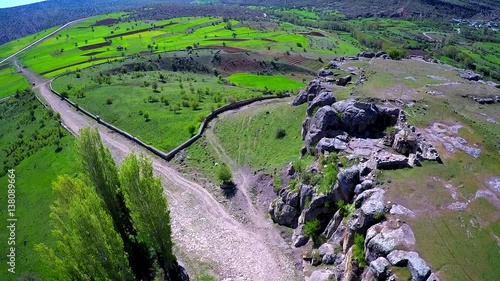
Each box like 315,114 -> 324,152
21,67 -> 300,280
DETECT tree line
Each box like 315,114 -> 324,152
36,128 -> 187,280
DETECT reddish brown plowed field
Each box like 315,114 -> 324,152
406,49 -> 429,57
81,51 -> 105,56
92,18 -> 119,26
103,22 -> 177,40
198,45 -> 246,53
79,41 -> 111,51
299,31 -> 326,37
206,38 -> 249,42
40,57 -> 119,75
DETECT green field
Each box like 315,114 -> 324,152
211,99 -> 306,173
0,26 -> 59,60
52,67 -> 267,151
16,13 -> 359,76
0,64 -> 29,98
227,73 -> 305,91
0,90 -> 77,280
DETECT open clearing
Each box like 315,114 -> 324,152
227,73 -> 305,91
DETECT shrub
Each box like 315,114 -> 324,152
143,113 -> 150,122
275,127 -> 286,139
304,219 -> 321,246
292,159 -> 304,174
318,163 -> 338,193
352,233 -> 367,266
106,97 -> 113,105
273,175 -> 282,193
288,179 -> 299,192
187,124 -> 197,136
337,200 -> 355,218
386,48 -> 407,60
216,164 -> 233,185
191,101 -> 200,110
296,42 -> 303,48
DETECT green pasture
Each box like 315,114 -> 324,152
227,73 -> 305,91
0,90 -> 77,281
211,100 -> 306,173
0,65 -> 29,98
0,26 -> 59,60
52,68 -> 264,151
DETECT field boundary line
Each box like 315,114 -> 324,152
48,80 -> 290,161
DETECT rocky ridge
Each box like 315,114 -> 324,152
269,74 -> 442,281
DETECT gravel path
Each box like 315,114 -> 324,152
20,65 -> 300,280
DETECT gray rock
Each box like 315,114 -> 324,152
349,188 -> 386,230
333,166 -> 360,203
323,210 -> 342,239
316,137 -> 347,154
269,198 -> 299,228
426,272 -> 440,281
300,192 -> 336,222
359,51 -> 376,58
387,250 -> 431,281
301,117 -> 310,140
319,69 -> 334,77
329,223 -> 346,247
307,91 -> 336,116
336,75 -> 352,86
392,129 -> 418,155
390,204 -> 415,217
292,224 -> 309,247
374,153 -> 410,170
308,269 -> 335,281
318,243 -> 337,264
293,89 -> 308,106
365,221 -> 416,262
304,106 -> 341,149
459,70 -> 482,81
300,184 -> 314,210
376,51 -> 387,57
332,100 -> 380,136
369,257 -> 391,277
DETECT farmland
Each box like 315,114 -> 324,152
12,13 -> 359,77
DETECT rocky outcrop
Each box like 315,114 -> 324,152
315,136 -> 348,154
304,106 -> 341,150
337,75 -> 352,86
387,250 -> 431,281
349,188 -> 386,231
358,51 -> 376,58
269,189 -> 300,228
369,257 -> 391,279
307,91 -> 336,116
458,70 -> 482,81
461,94 -> 500,104
293,79 -> 324,106
308,269 -> 335,281
332,166 -> 360,203
365,220 -> 416,262
318,69 -> 334,77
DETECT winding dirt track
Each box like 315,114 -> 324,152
19,65 -> 300,280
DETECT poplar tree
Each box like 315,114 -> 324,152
36,175 -> 134,281
119,154 -> 181,278
75,128 -> 154,280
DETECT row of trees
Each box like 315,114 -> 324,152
36,128 -> 185,280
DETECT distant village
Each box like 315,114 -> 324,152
450,18 -> 499,32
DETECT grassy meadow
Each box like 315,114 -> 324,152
227,73 -> 305,91
0,90 -> 78,280
0,64 -> 29,98
52,67 -> 272,151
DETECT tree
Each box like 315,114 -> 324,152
119,154 -> 182,279
36,176 -> 134,281
188,124 -> 197,136
75,128 -> 153,280
216,164 -> 233,185
152,81 -> 159,92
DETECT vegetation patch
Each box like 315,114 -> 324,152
227,73 -> 305,91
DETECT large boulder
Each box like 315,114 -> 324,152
299,192 -> 336,223
292,224 -> 309,247
332,100 -> 380,136
459,70 -> 482,81
318,243 -> 339,264
307,269 -> 335,281
332,166 -> 360,203
336,75 -> 352,86
307,91 -> 336,116
365,220 -> 416,262
315,137 -> 348,154
300,184 -> 314,210
269,197 -> 299,227
319,69 -> 334,77
387,250 -> 431,281
323,210 -> 342,239
369,257 -> 391,278
392,129 -> 418,155
359,51 -> 376,58
349,188 -> 386,230
293,89 -> 309,106
304,106 -> 341,149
